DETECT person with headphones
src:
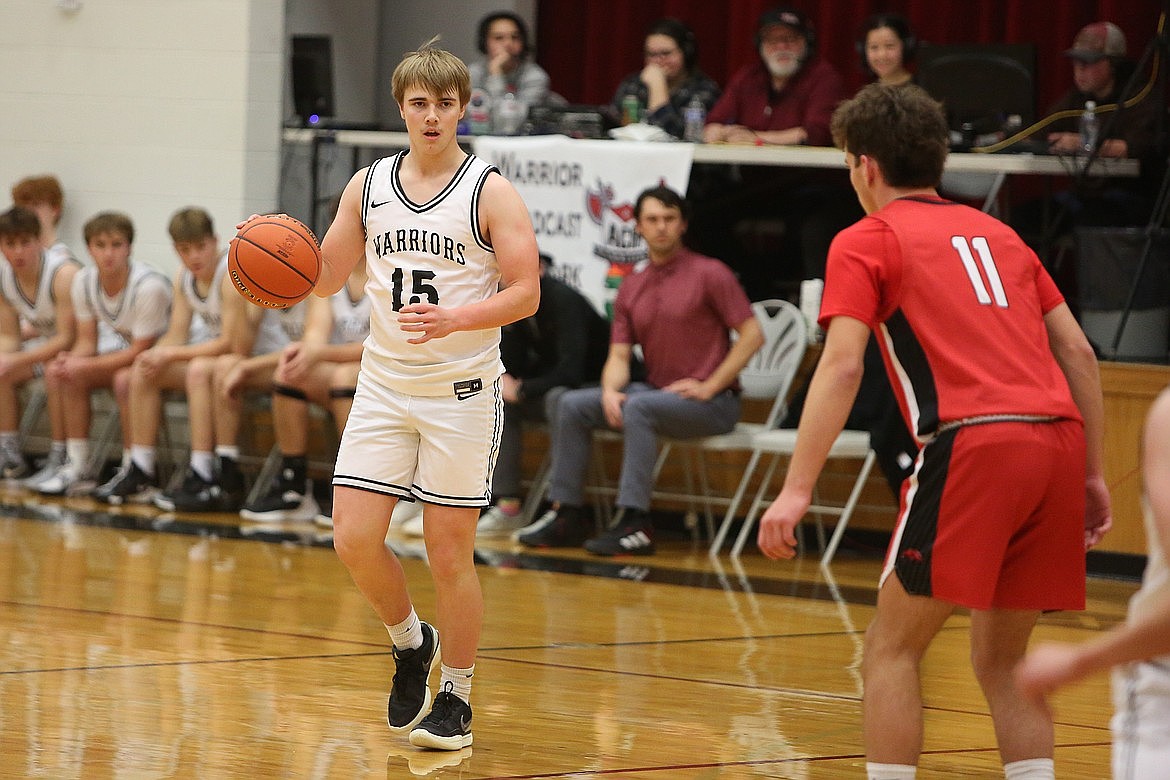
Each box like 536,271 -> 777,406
468,10 -> 551,111
703,6 -> 844,146
608,18 -> 721,140
859,13 -> 916,87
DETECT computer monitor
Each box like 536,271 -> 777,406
917,43 -> 1036,148
291,35 -> 335,127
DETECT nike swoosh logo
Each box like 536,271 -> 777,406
371,199 -> 392,208
460,716 -> 472,731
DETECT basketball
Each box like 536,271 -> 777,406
228,214 -> 321,308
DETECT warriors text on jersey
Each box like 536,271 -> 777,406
820,195 -> 1082,440
359,151 -> 502,396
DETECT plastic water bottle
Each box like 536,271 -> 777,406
468,88 -> 492,135
683,96 -> 706,143
1079,100 -> 1099,155
494,92 -> 525,136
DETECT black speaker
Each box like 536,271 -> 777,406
291,35 -> 335,126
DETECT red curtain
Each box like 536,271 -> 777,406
535,0 -> 1165,114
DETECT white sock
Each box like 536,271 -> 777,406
386,608 -> 422,651
1004,758 -> 1054,779
867,763 -> 916,780
190,450 -> 215,481
215,444 -> 240,461
49,440 -> 66,457
440,663 -> 473,704
130,445 -> 156,476
66,439 -> 89,469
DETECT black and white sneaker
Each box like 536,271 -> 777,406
584,513 -> 656,556
23,449 -> 66,489
155,467 -> 233,513
93,462 -> 159,506
239,476 -> 318,523
408,683 -> 473,751
388,621 -> 441,732
514,506 -> 590,548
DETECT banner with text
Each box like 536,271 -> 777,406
471,136 -> 693,317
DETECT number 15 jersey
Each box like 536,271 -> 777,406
820,195 -> 1082,440
360,151 -> 503,396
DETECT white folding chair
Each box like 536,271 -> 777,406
726,428 -> 877,566
585,299 -> 807,540
654,298 -> 807,539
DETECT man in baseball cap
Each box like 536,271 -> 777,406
1064,21 -> 1127,63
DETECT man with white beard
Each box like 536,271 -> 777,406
702,7 -> 844,146
690,7 -> 851,291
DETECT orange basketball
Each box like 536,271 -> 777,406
228,214 -> 321,309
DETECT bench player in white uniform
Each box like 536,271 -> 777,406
308,39 -> 538,751
240,254 -> 373,524
1018,387 -> 1170,779
0,206 -> 81,481
41,211 -> 172,495
156,300 -> 307,513
90,208 -> 227,504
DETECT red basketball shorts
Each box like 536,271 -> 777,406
881,419 -> 1086,611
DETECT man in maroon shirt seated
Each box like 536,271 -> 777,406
703,6 -> 843,146
689,6 -> 854,296
516,185 -> 763,556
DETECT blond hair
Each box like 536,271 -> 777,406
391,36 -> 471,107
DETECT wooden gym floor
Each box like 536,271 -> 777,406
0,485 -> 1133,778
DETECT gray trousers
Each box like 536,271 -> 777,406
547,382 -> 741,512
492,386 -> 567,499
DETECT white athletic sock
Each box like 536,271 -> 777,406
866,763 -> 916,780
190,450 -> 214,482
387,608 -> 422,651
440,663 -> 473,704
49,440 -> 66,457
215,445 -> 240,461
66,439 -> 89,470
130,445 -> 156,476
1004,758 -> 1054,779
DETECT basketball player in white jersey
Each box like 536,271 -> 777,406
0,206 -> 81,482
313,39 -> 539,751
92,207 -> 282,505
41,211 -> 172,496
1017,386 -> 1170,779
240,255 -> 372,525
154,299 -> 308,513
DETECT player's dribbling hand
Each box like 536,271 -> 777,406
757,489 -> 808,560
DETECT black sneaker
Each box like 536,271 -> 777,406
388,621 -> 440,732
93,462 -> 159,506
584,512 -> 656,556
408,684 -> 473,751
217,457 -> 247,512
155,467 -> 236,513
515,506 -> 590,548
239,472 -> 319,523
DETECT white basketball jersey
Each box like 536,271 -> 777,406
251,303 -> 306,356
0,249 -> 80,338
360,151 -> 502,397
329,287 -> 372,345
72,262 -> 172,349
181,250 -> 228,345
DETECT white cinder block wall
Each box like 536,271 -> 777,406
0,0 -> 284,275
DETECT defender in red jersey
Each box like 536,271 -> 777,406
757,84 -> 1112,780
